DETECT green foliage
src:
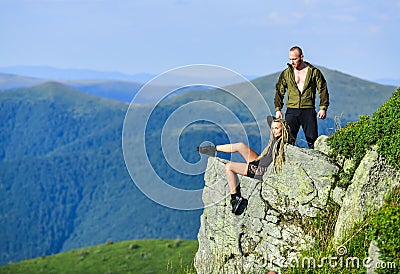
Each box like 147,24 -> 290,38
371,88 -> 400,170
328,115 -> 373,186
368,188 -> 400,274
328,115 -> 373,162
328,88 -> 400,185
336,167 -> 356,188
305,199 -> 341,251
0,239 -> 198,274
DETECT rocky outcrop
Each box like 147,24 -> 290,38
195,136 -> 400,274
333,147 -> 400,244
194,144 -> 339,273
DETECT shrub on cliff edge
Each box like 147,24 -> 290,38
328,88 -> 400,179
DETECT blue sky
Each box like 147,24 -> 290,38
1,0 -> 399,82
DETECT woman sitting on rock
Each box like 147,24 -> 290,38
197,117 -> 292,213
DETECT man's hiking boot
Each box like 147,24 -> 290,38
197,145 -> 216,157
231,196 -> 243,214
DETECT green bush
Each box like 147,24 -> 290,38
328,115 -> 373,163
328,88 -> 400,185
370,89 -> 400,170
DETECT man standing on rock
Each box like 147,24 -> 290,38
274,46 -> 330,148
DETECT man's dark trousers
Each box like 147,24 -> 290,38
285,108 -> 318,148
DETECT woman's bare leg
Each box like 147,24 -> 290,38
216,142 -> 259,163
224,161 -> 248,194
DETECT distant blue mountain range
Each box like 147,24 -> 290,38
0,65 -> 398,86
0,66 -> 257,84
0,65 -> 259,84
0,65 -> 155,83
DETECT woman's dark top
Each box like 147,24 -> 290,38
246,138 -> 278,180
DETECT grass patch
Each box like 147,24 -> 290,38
368,187 -> 400,274
0,239 -> 198,274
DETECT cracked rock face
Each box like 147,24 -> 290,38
333,149 -> 400,244
194,144 -> 339,274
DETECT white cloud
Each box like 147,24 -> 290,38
267,11 -> 287,24
291,12 -> 305,20
302,0 -> 321,5
368,25 -> 381,34
331,14 -> 357,23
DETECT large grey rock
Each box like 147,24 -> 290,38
194,145 -> 339,274
367,240 -> 383,274
333,148 -> 400,244
331,186 -> 346,206
314,135 -> 331,155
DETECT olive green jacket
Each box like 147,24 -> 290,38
274,63 -> 329,111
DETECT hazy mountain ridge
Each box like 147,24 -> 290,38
1,65 -> 399,86
0,66 -> 155,82
0,83 -> 201,265
1,66 -> 396,118
0,73 -> 144,103
0,72 -> 209,104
